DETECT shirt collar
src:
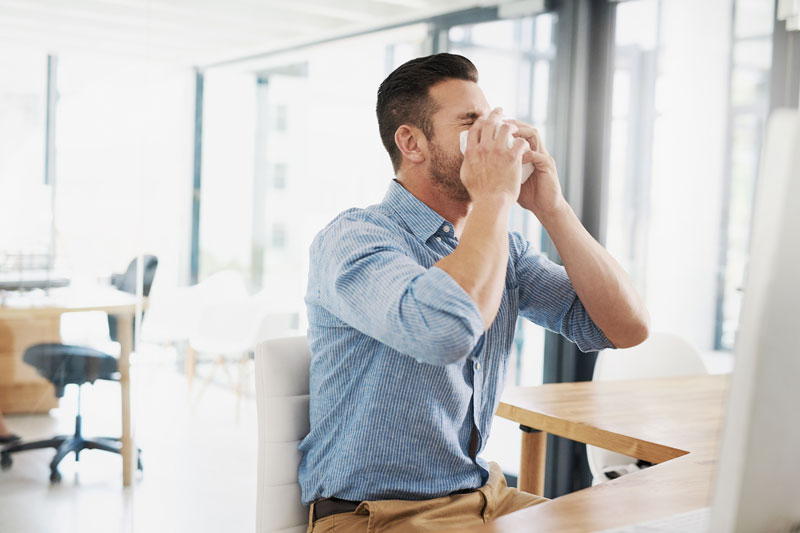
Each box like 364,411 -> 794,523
382,180 -> 449,243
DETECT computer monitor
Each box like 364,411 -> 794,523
709,109 -> 800,532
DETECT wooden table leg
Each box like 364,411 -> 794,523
117,314 -> 135,487
519,426 -> 547,496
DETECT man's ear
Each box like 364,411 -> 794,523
394,125 -> 427,166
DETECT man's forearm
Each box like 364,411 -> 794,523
436,198 -> 512,329
539,203 -> 650,348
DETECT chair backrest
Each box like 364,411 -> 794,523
142,269 -> 249,344
254,336 -> 311,533
587,332 -> 708,484
189,289 -> 299,355
113,255 -> 159,296
108,255 -> 158,343
593,331 -> 707,381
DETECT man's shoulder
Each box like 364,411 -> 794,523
315,204 -> 397,241
310,203 -> 401,254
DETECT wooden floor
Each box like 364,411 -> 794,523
0,345 -> 257,533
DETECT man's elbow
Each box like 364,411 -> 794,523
609,312 -> 650,349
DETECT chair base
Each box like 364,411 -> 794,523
1,433 -> 142,483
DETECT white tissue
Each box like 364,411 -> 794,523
459,129 -> 534,183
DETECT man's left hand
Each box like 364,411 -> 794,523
506,119 -> 567,223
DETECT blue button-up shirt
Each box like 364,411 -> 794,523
298,180 -> 613,504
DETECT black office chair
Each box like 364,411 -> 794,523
108,255 -> 158,345
0,256 -> 157,482
0,344 -> 142,482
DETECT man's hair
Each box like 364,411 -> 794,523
376,53 -> 478,172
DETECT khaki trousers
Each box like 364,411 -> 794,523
307,462 -> 547,533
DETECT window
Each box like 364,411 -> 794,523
0,49 -> 49,257
273,163 -> 287,190
199,25 -> 429,306
605,0 -> 773,354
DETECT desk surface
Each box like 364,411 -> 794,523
0,287 -> 142,318
473,375 -> 729,532
0,271 -> 70,291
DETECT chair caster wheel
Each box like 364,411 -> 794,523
50,470 -> 62,483
0,453 -> 11,470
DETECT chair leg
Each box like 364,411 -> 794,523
83,439 -> 121,455
48,437 -> 86,481
2,436 -> 67,455
185,344 -> 197,395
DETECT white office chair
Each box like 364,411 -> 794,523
587,331 -> 708,485
254,335 -> 311,533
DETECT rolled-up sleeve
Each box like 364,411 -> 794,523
512,232 -> 614,352
310,212 -> 485,365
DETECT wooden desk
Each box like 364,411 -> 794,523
474,375 -> 728,532
0,288 -> 142,487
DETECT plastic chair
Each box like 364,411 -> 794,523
189,290 -> 299,415
141,270 -> 249,345
587,331 -> 708,485
254,335 -> 310,533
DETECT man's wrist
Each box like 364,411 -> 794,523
470,193 -> 516,214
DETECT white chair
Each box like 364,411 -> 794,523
141,269 -> 249,345
587,331 -> 708,485
254,335 -> 311,533
189,290 -> 300,415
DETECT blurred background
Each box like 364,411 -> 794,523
0,0 -> 797,531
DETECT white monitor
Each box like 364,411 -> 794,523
710,109 -> 800,532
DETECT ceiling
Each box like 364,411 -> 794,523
0,0 -> 502,66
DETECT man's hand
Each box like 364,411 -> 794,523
460,108 -> 529,204
506,119 -> 567,223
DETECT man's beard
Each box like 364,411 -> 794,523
429,139 -> 471,202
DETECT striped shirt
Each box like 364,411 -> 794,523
298,179 -> 613,504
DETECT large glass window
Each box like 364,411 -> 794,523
199,26 -> 429,316
605,0 -> 773,356
0,48 -> 49,261
53,55 -> 193,288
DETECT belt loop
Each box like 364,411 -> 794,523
307,502 -> 315,532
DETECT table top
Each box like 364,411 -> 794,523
0,271 -> 70,291
0,286 -> 143,318
472,374 -> 729,532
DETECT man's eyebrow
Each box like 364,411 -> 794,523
457,111 -> 482,121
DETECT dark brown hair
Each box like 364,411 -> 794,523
376,53 -> 478,172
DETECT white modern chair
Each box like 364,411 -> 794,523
141,269 -> 249,346
189,290 -> 299,415
254,335 -> 311,533
587,331 -> 708,485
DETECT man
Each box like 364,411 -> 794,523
299,53 -> 649,532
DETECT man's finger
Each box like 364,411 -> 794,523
510,137 -> 529,160
466,119 -> 484,151
480,107 -> 503,143
496,122 -> 516,150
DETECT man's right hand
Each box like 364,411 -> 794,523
460,107 -> 530,204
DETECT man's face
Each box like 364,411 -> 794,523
426,79 -> 491,202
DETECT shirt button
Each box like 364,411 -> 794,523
475,361 -> 481,370
443,225 -> 451,233
436,236 -> 442,242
